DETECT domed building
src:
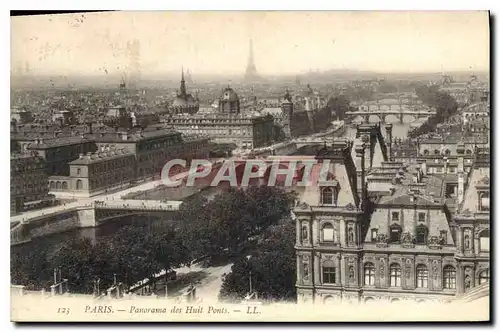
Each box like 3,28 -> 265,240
219,87 -> 240,113
169,69 -> 199,115
161,85 -> 275,150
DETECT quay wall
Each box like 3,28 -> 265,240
10,207 -> 178,246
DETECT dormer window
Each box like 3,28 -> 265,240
479,192 -> 489,211
321,187 -> 333,205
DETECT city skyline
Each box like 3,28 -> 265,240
11,11 -> 489,78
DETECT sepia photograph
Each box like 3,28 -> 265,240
8,9 -> 491,323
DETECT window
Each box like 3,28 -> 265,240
322,265 -> 336,284
479,230 -> 490,252
418,212 -> 426,222
322,187 -> 333,205
389,224 -> 402,243
423,149 -> 429,155
444,149 -> 451,155
479,193 -> 489,211
371,228 -> 378,241
440,230 -> 448,245
443,266 -> 456,289
390,264 -> 401,287
77,168 -> 81,175
416,225 -> 428,245
322,223 -> 334,242
466,149 -> 472,155
391,212 -> 400,222
76,179 -> 83,190
303,263 -> 309,279
434,149 -> 440,155
479,269 -> 490,285
364,263 -> 375,286
416,264 -> 428,288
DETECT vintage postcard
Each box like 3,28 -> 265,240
10,10 -> 490,322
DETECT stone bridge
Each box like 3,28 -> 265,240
11,199 -> 183,246
345,109 -> 436,124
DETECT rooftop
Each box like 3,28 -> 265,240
26,136 -> 94,149
69,148 -> 134,165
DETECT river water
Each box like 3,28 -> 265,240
12,121 -> 411,257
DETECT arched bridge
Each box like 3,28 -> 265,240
345,109 -> 436,124
92,200 -> 183,223
93,199 -> 182,212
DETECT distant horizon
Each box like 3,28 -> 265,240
11,11 -> 490,78
11,67 -> 491,79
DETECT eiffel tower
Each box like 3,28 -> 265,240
244,39 -> 261,82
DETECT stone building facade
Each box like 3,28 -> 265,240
162,87 -> 274,150
294,137 -> 490,305
23,136 -> 98,176
11,153 -> 50,214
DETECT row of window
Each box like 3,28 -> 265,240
321,265 -> 490,289
391,211 -> 427,223
178,127 -> 254,137
306,223 -> 437,246
422,149 -> 473,156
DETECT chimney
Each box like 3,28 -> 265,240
79,153 -> 84,159
417,158 -> 427,175
457,142 -> 465,174
121,132 -> 128,141
360,134 -> 371,170
355,142 -> 367,204
458,172 -> 465,205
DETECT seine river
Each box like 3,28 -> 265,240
12,121 -> 411,257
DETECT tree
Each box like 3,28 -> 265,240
410,84 -> 458,138
110,225 -> 190,290
177,186 -> 294,263
50,237 -> 116,294
11,245 -> 53,291
219,218 -> 297,303
327,95 -> 351,120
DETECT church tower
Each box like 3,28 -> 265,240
179,67 -> 187,97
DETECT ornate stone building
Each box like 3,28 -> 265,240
162,87 -> 275,150
260,88 -> 332,139
293,139 -> 373,305
293,137 -> 489,305
169,69 -> 199,115
452,147 -> 490,295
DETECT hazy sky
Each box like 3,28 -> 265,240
11,11 -> 490,77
